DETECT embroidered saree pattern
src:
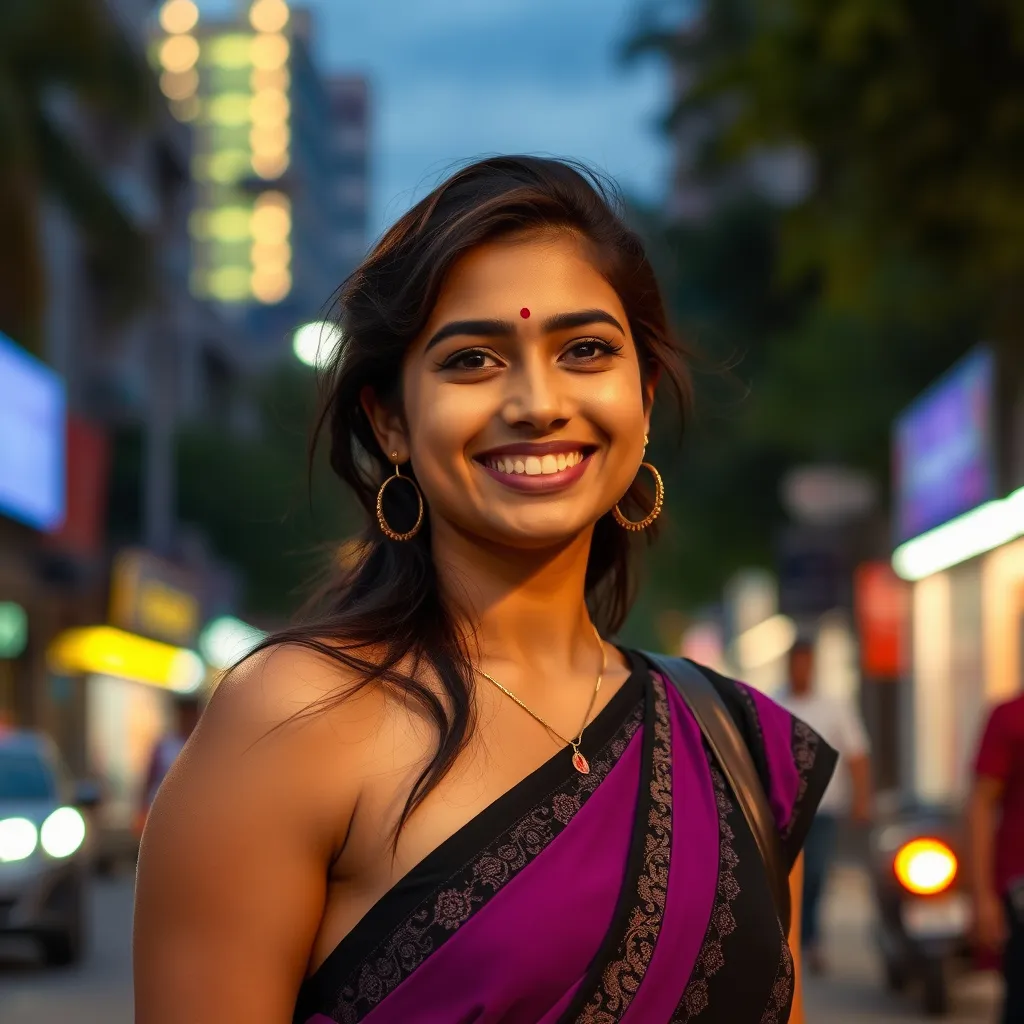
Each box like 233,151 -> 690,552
326,700 -> 645,1022
571,678 -> 673,1024
672,762 -> 741,1022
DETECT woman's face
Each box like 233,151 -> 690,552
366,230 -> 653,550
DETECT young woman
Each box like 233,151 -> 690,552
134,157 -> 836,1023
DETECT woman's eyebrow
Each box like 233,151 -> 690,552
542,309 -> 625,334
425,308 -> 625,351
424,318 -> 515,351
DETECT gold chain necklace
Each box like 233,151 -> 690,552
476,624 -> 606,775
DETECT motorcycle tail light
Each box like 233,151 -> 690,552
894,838 -> 958,895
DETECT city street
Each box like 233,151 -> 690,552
0,864 -> 1002,1023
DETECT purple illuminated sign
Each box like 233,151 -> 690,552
894,347 -> 996,543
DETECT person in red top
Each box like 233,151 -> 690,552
968,693 -> 1024,1024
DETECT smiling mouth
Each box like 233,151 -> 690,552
473,444 -> 598,492
482,449 -> 587,477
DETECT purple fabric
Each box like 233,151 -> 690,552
358,728 -> 644,1024
738,684 -> 801,834
619,684 -> 719,1023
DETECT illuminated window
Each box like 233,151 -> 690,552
250,88 -> 290,124
194,150 -> 253,184
251,266 -> 292,303
251,33 -> 289,70
207,206 -> 253,241
251,202 -> 290,242
160,34 -> 200,73
250,123 -> 289,154
159,0 -> 199,34
159,68 -> 198,100
251,67 -> 289,92
206,93 -> 252,126
252,151 -> 290,179
251,239 -> 292,265
209,266 -> 253,301
249,0 -> 290,33
205,34 -> 254,69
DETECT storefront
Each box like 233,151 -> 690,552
0,331 -> 70,726
46,548 -> 206,846
892,345 -> 1024,805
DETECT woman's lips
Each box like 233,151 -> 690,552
475,450 -> 594,493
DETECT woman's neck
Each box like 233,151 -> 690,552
431,518 -> 601,681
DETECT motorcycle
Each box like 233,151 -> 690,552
869,806 -> 973,1016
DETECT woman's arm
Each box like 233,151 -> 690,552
788,853 -> 805,1024
133,648 -> 365,1024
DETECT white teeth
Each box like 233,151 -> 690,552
486,451 -> 585,475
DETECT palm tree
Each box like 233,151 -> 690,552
0,0 -> 157,358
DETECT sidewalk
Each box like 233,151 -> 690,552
804,864 -> 1002,1023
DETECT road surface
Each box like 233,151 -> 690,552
0,865 -> 1002,1022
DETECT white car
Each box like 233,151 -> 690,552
0,730 -> 99,965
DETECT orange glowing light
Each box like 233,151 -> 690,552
894,838 -> 958,895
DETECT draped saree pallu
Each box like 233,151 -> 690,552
294,654 -> 838,1024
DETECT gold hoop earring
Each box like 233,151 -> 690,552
376,462 -> 424,541
612,461 -> 665,532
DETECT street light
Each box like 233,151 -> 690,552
293,321 -> 342,368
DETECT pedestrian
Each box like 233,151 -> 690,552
967,692 -> 1024,1024
134,156 -> 837,1024
776,638 -> 873,974
135,695 -> 201,837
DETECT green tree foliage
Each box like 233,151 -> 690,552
174,366 -> 356,619
0,0 -> 156,355
623,0 -> 1022,613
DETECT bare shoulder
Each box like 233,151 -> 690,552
133,642 -> 386,1023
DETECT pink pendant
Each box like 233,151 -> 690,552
571,751 -> 590,775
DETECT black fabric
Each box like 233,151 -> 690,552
640,652 -> 792,937
1004,892 -> 1024,1024
293,656 -> 648,1023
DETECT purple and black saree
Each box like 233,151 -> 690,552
294,652 -> 837,1024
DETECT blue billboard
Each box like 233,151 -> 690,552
0,332 -> 66,531
893,346 -> 996,543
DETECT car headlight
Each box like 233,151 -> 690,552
894,837 -> 958,895
0,817 -> 39,862
40,807 -> 86,858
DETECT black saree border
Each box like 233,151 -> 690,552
294,654 -> 649,1024
780,717 -> 838,867
670,744 -> 793,1023
558,674 -> 673,1024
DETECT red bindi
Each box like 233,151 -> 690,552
520,307 -> 531,319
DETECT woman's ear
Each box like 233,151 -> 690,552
642,366 -> 660,436
360,385 -> 409,462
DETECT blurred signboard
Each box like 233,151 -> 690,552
0,332 -> 66,531
43,416 -> 111,557
109,549 -> 202,648
854,562 -> 910,679
894,347 -> 996,543
778,527 -> 847,619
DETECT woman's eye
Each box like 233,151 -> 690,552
563,338 -> 622,363
441,349 -> 498,371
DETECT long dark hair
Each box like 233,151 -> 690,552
252,156 -> 691,842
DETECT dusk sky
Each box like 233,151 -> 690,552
198,0 -> 674,238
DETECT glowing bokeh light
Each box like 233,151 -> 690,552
250,33 -> 289,70
249,0 -> 290,33
159,0 -> 199,34
159,34 -> 200,73
293,322 -> 344,368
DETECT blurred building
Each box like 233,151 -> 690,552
892,345 -> 1024,805
153,0 -> 369,359
0,0 -> 253,795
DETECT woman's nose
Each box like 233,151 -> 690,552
500,359 -> 571,431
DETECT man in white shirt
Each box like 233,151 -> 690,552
776,639 -> 873,973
